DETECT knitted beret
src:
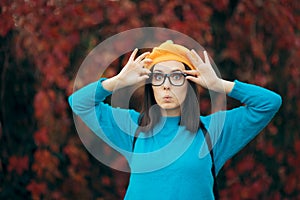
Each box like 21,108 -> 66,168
144,40 -> 196,70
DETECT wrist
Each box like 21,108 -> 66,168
209,79 -> 234,94
102,76 -> 121,92
219,79 -> 235,94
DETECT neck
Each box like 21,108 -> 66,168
161,107 -> 181,117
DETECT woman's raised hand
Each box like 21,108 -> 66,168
185,50 -> 221,90
185,50 -> 234,93
103,49 -> 152,91
117,48 -> 152,87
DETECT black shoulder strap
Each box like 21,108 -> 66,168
132,114 -> 143,152
200,122 -> 219,200
132,133 -> 139,151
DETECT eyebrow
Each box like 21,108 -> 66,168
153,69 -> 182,73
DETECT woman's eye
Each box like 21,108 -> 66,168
172,73 -> 182,80
154,74 -> 163,80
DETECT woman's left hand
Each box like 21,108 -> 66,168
185,50 -> 223,92
185,50 -> 235,93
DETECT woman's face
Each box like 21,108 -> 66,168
152,60 -> 188,116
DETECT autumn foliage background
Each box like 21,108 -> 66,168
0,0 -> 299,199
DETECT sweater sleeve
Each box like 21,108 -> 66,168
68,78 -> 140,154
204,80 -> 282,174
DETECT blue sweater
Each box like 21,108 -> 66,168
68,80 -> 281,199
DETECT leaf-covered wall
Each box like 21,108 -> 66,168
0,0 -> 299,199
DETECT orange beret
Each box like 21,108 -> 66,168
144,40 -> 196,70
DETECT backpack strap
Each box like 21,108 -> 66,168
132,133 -> 139,151
132,114 -> 143,152
200,122 -> 219,199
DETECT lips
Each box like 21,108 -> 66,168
163,95 -> 172,102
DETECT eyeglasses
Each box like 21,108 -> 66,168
150,72 -> 187,86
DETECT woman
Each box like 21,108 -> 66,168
69,41 -> 282,199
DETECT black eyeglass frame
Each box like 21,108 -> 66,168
150,72 -> 188,86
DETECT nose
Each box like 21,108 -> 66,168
163,77 -> 171,90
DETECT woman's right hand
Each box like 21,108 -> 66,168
102,49 -> 152,91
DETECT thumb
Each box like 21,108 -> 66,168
186,76 -> 199,84
136,74 -> 150,83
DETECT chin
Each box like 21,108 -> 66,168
160,103 -> 175,109
159,104 -> 180,111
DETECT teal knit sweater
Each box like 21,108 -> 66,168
68,80 -> 281,199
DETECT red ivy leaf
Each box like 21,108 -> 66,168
34,127 -> 49,146
34,90 -> 50,119
26,180 -> 47,199
7,155 -> 29,175
212,0 -> 229,12
236,155 -> 255,174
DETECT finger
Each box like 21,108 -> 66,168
183,70 -> 200,77
141,58 -> 152,64
191,49 -> 204,64
186,50 -> 197,64
137,74 -> 150,82
141,68 -> 151,75
135,51 -> 150,63
185,75 -> 199,83
203,51 -> 211,64
129,48 -> 138,62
